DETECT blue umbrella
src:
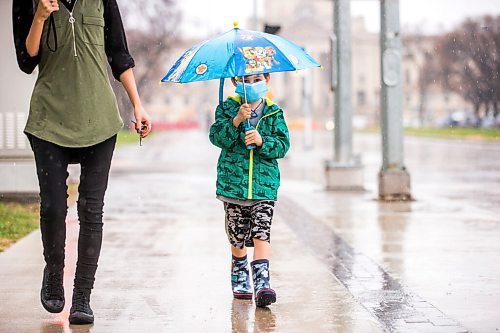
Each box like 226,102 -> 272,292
161,22 -> 321,149
161,22 -> 321,103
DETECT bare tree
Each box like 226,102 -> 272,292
110,0 -> 180,125
417,50 -> 438,127
403,33 -> 441,127
436,15 -> 500,124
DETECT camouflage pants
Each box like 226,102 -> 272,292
224,201 -> 275,249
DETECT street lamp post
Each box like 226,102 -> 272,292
379,0 -> 411,200
302,69 -> 314,150
325,0 -> 364,190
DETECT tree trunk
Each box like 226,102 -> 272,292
418,92 -> 427,128
473,104 -> 481,127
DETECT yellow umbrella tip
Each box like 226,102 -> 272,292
233,21 -> 239,29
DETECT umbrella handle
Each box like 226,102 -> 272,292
245,122 -> 256,150
218,78 -> 225,105
242,79 -> 248,104
242,80 -> 255,149
242,80 -> 251,128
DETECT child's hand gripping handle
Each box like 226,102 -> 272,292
245,121 -> 256,150
241,82 -> 255,150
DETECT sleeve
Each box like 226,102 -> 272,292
209,103 -> 241,149
104,0 -> 135,81
257,111 -> 290,159
12,0 -> 41,74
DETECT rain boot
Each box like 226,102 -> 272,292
69,288 -> 94,325
231,255 -> 253,299
251,259 -> 276,307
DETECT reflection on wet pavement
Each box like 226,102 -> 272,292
279,196 -> 469,332
231,300 -> 277,333
41,321 -> 93,333
231,300 -> 252,333
41,322 -> 65,333
280,131 -> 500,332
254,308 -> 277,332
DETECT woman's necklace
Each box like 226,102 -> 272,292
64,0 -> 79,57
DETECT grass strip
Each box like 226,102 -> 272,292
0,202 -> 39,252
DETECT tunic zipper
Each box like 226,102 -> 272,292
65,0 -> 79,57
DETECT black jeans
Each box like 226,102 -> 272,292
28,134 -> 116,292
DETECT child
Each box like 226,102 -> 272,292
209,73 -> 290,307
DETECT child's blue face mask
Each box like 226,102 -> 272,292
235,80 -> 268,102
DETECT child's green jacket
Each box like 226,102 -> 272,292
209,95 -> 290,201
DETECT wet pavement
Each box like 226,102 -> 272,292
0,129 -> 499,332
281,131 -> 500,333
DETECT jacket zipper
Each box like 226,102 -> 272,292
247,110 -> 281,199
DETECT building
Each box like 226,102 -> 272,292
151,0 -> 473,130
0,1 -> 38,198
261,0 -> 472,128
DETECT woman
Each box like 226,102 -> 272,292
12,0 -> 152,324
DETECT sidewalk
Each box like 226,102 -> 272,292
0,129 -> 498,332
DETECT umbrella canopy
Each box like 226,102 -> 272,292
161,22 -> 320,84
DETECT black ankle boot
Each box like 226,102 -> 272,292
40,266 -> 65,313
69,289 -> 94,325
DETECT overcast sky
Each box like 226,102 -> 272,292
178,0 -> 499,37
354,0 -> 499,33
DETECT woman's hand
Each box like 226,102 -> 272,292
35,0 -> 59,22
233,103 -> 251,127
245,129 -> 263,147
133,104 -> 152,138
26,0 -> 59,57
118,68 -> 151,138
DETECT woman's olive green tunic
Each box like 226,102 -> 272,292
26,0 -> 123,147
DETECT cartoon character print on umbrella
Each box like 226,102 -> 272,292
264,47 -> 280,67
239,46 -> 280,74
